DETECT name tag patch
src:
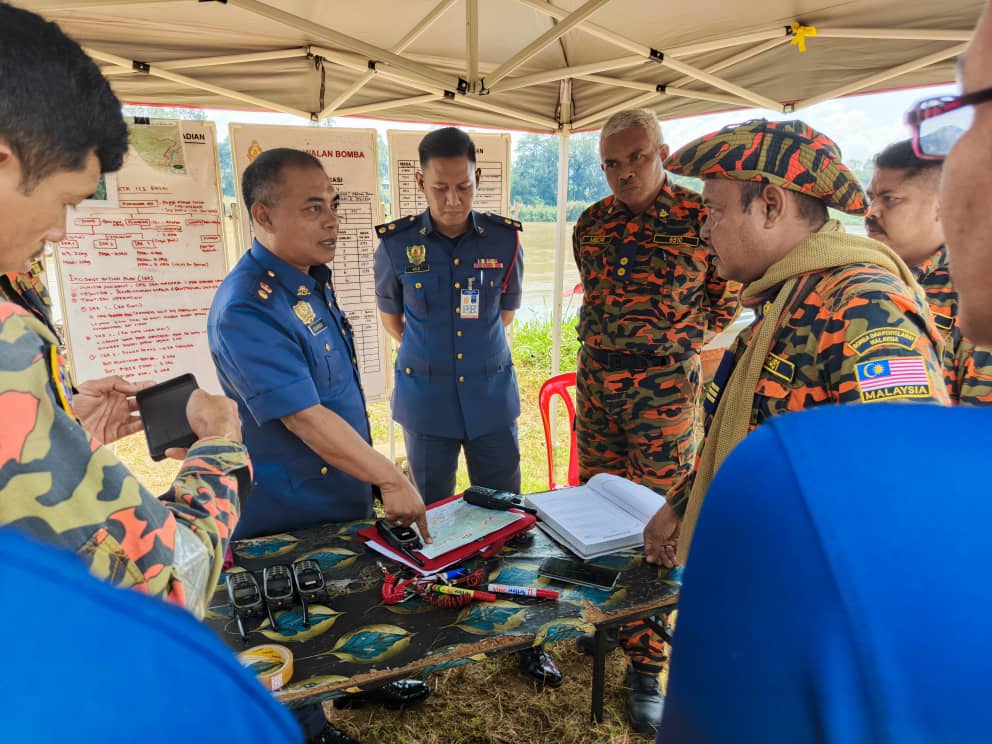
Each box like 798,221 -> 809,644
405,263 -> 431,273
307,319 -> 328,335
653,233 -> 700,246
581,236 -> 610,245
855,357 -> 932,402
933,313 -> 954,332
848,327 -> 918,357
762,353 -> 795,383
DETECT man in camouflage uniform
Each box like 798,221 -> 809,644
0,4 -> 249,620
866,139 -> 992,404
643,120 -> 950,577
572,108 -> 740,735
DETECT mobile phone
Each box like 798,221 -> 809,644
538,557 -> 619,591
135,373 -> 198,461
375,517 -> 425,566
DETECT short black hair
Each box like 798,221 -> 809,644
873,139 -> 942,183
0,3 -> 128,190
241,148 -> 325,217
418,127 -> 476,167
740,181 -> 828,226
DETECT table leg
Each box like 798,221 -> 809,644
590,627 -> 607,723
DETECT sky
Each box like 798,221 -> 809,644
188,81 -> 959,166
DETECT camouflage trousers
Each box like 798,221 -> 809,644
576,350 -> 700,671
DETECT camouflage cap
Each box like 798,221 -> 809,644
665,119 -> 867,215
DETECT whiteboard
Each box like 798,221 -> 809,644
54,119 -> 227,392
386,130 -> 511,219
228,124 -> 388,399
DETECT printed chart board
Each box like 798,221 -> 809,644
386,130 -> 511,219
228,124 -> 388,399
54,119 -> 227,392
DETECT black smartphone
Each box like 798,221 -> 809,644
538,557 -> 620,591
135,373 -> 199,461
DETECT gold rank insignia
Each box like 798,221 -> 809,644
658,209 -> 669,218
293,301 -> 316,325
377,226 -> 386,234
257,290 -> 269,300
297,285 -> 310,296
260,282 -> 272,293
419,227 -> 427,235
406,244 -> 427,266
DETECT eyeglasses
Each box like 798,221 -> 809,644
905,87 -> 992,159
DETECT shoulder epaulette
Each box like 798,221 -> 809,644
481,212 -> 523,231
375,214 -> 419,236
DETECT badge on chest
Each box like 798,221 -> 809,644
405,244 -> 430,273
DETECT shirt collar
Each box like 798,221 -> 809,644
250,239 -> 332,295
912,244 -> 948,281
420,209 -> 482,239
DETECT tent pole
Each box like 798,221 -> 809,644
550,80 -> 572,449
332,93 -> 444,118
101,48 -> 305,77
486,0 -> 613,86
467,0 -> 479,87
229,0 -> 464,91
488,55 -> 646,93
320,0 -> 457,119
795,43 -> 967,109
84,46 -> 311,119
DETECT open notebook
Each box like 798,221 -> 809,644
523,474 -> 665,559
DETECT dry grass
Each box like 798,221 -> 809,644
111,342 -> 657,743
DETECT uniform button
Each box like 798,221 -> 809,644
455,307 -> 460,314
454,282 -> 461,289
456,330 -> 463,337
457,352 -> 464,360
405,367 -> 412,374
320,466 -> 328,475
619,257 -> 629,265
415,282 -> 423,289
458,376 -> 465,382
267,270 -> 275,277
453,258 -> 460,266
617,268 -> 627,276
324,343 -> 331,351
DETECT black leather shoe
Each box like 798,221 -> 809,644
517,645 -> 563,687
308,722 -> 362,744
626,667 -> 664,737
575,627 -> 620,655
333,679 -> 430,710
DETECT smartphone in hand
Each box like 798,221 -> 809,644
135,373 -> 198,461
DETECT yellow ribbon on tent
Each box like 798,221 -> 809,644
789,22 -> 817,53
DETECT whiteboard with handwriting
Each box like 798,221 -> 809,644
54,119 -> 226,392
386,130 -> 511,219
229,124 -> 388,399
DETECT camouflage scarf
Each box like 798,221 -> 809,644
677,220 -> 917,561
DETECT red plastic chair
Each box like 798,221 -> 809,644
538,372 -> 580,490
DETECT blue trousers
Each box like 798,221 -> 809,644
403,424 -> 521,504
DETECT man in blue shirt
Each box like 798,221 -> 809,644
208,148 -> 432,735
374,128 -> 561,686
209,148 -> 429,542
658,6 -> 992,740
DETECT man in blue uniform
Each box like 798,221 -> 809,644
208,148 -> 431,737
374,127 -> 561,686
375,127 -> 523,504
209,148 -> 429,541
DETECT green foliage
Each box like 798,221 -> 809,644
510,132 -> 610,207
217,137 -> 235,198
512,314 -> 580,373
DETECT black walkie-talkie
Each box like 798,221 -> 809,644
226,571 -> 263,645
375,518 -> 425,566
262,565 -> 295,631
463,485 -> 537,514
292,559 -> 326,628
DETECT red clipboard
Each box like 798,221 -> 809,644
356,492 -> 536,574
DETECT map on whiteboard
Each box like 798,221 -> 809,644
128,122 -> 187,174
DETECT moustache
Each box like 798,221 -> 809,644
865,218 -> 886,235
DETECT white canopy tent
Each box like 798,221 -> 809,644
20,0 -> 984,373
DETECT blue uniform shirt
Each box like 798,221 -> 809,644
374,210 -> 523,439
208,240 -> 373,538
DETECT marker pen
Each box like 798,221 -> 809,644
486,583 -> 559,600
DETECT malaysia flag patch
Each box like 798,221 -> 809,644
855,357 -> 932,402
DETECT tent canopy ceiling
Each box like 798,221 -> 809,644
21,0 -> 983,133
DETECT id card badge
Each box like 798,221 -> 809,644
460,289 -> 480,319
